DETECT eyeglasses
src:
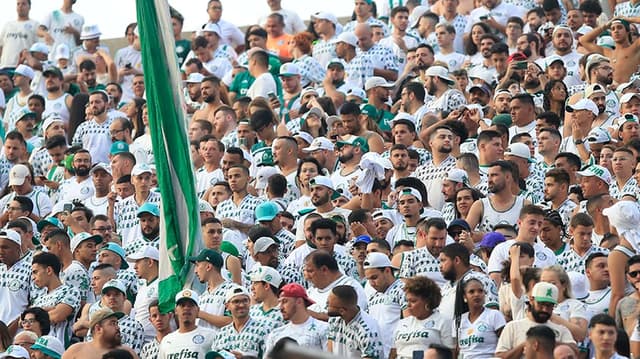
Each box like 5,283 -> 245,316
21,318 -> 36,324
109,128 -> 125,136
230,298 -> 250,305
629,270 -> 640,278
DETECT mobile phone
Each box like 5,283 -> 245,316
125,63 -> 132,69
267,92 -> 277,101
515,61 -> 528,70
239,138 -> 248,147
412,351 -> 425,359
63,203 -> 73,213
479,15 -> 489,21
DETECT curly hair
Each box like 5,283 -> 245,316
291,32 -> 314,55
404,276 -> 442,309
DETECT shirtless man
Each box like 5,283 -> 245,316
62,308 -> 139,359
579,17 -> 640,84
193,76 -> 223,125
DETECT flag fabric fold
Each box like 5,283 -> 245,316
135,0 -> 202,313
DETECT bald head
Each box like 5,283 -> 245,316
354,23 -> 373,49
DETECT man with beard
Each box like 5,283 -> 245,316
193,76 -> 223,124
424,66 -> 466,119
437,243 -> 498,319
582,84 -> 611,128
521,63 -> 544,107
568,55 -> 617,121
580,18 -> 640,85
109,118 -> 133,148
158,289 -> 215,359
72,90 -> 113,164
340,101 -> 385,154
212,105 -> 237,149
78,60 -> 105,93
190,248 -> 235,332
505,143 -> 543,204
389,144 -> 412,186
123,202 -> 160,256
560,99 -> 598,162
466,161 -> 528,236
98,279 -> 145,354
517,33 -> 544,64
83,163 -> 112,216
441,168 -> 469,223
550,26 -> 582,87
184,73 -> 203,119
211,285 -> 271,357
42,67 -> 73,125
363,252 -> 407,358
0,131 -> 25,192
195,135 -> 224,199
414,125 -> 457,211
63,308 -> 137,359
331,133 -> 367,195
542,168 -> 576,229
468,83 -> 492,108
400,82 -> 430,132
265,283 -> 329,353
493,90 -> 513,116
59,149 -> 95,203
392,217 -> 447,288
496,282 -> 576,358
327,285 -> 384,359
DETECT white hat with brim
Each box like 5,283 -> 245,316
504,143 -> 534,163
425,66 -> 455,85
603,200 -> 640,233
80,24 -> 102,40
363,252 -> 398,269
311,12 -> 338,25
331,32 -> 357,47
576,165 -> 612,185
566,98 -> 599,117
303,137 -> 335,152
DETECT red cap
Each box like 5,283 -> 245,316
507,52 -> 527,63
280,283 -> 315,306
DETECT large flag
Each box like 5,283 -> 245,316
136,0 -> 201,313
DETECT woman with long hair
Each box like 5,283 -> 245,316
453,278 -> 506,359
540,265 -> 589,341
287,157 -> 323,216
543,80 -> 568,121
455,187 -> 483,220
390,276 -> 454,359
121,98 -> 146,140
463,23 -> 491,61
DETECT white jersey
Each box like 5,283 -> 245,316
133,278 -> 158,341
455,309 -> 506,359
393,311 -> 455,358
197,281 -> 237,334
40,10 -> 84,53
58,176 -> 95,203
585,287 -> 611,316
114,45 -> 143,104
43,93 -> 71,125
477,196 -> 526,233
83,195 -> 109,216
72,117 -> 114,164
265,317 -> 328,354
0,188 -> 52,218
158,327 -> 216,359
0,255 -> 32,324
0,19 -> 39,68
308,275 -> 369,313
195,167 -> 224,198
367,279 -> 406,358
434,52 -> 466,71
488,239 -> 556,274
378,35 -> 419,74
328,310 -> 384,359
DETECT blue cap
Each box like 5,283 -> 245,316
110,141 -> 129,155
37,217 -> 64,232
479,232 -> 506,249
354,235 -> 372,245
448,219 -> 471,232
137,202 -> 160,217
100,242 -> 129,269
255,202 -> 279,222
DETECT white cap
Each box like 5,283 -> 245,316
311,11 -> 338,25
409,5 -> 431,28
53,44 -> 70,61
332,32 -> 358,47
225,284 -> 250,303
303,137 -> 335,152
29,43 -> 49,55
294,131 -> 314,145
175,288 -> 200,306
363,252 -> 397,269
587,127 -> 613,144
253,236 -> 278,254
620,92 -> 640,104
468,67 -> 494,86
14,64 -> 34,79
309,175 -> 334,190
31,335 -> 64,359
445,168 -> 470,186
279,63 -> 301,77
255,166 -> 279,190
70,232 -> 102,253
398,187 -> 423,202
614,113 -> 639,131
80,24 -> 101,40
424,65 -> 455,84
603,200 -> 640,233
364,76 -> 394,91
504,143 -> 534,163
9,164 -> 30,186
0,229 -> 21,247
126,245 -> 160,261
101,279 -> 126,295
566,98 -> 598,117
89,162 -> 112,176
42,115 -> 64,133
185,73 -> 204,84
390,112 -> 416,129
301,87 -> 319,98
585,83 -> 606,98
0,345 -> 30,359
576,165 -> 612,185
544,54 -> 564,68
345,86 -> 366,99
249,265 -> 283,287
576,24 -> 593,35
132,163 -> 153,176
202,22 -> 222,37
198,199 -> 215,214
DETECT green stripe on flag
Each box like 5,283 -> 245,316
136,0 -> 202,313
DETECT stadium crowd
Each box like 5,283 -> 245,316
4,0 -> 640,358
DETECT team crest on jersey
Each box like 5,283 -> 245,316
536,252 -> 547,261
477,322 -> 488,332
424,320 -> 435,328
25,24 -> 33,30
566,60 -> 576,67
606,99 -> 615,108
54,103 -> 62,109
192,334 -> 205,344
176,46 -> 184,53
81,187 -> 90,195
9,279 -> 20,291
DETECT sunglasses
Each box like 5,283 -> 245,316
628,270 -> 640,278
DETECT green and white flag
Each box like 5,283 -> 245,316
136,0 -> 201,313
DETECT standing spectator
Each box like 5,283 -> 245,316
0,0 -> 39,69
0,229 -> 31,327
114,25 -> 142,105
205,0 -> 245,53
258,0 -> 306,35
38,0 -> 84,55
265,13 -> 293,60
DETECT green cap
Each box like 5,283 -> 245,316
492,114 -> 512,127
359,104 -> 378,118
110,141 -> 129,155
336,136 -> 369,153
189,248 -> 223,267
220,241 -> 239,257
